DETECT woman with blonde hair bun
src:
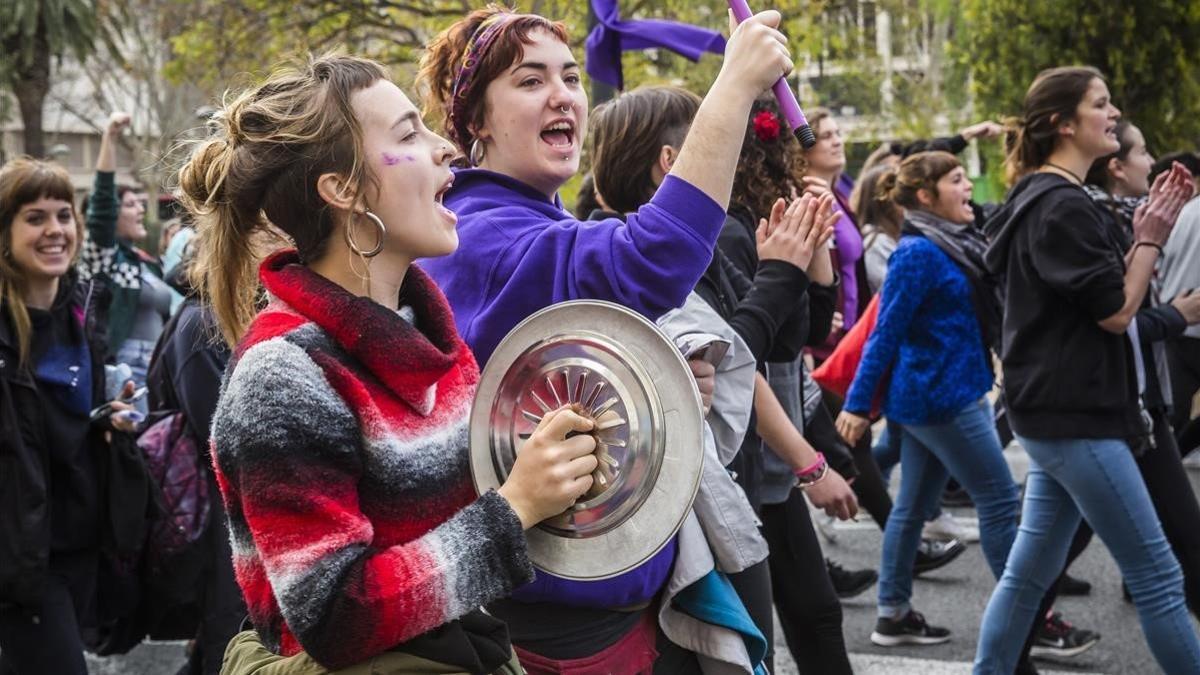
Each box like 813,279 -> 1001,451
178,53 -> 600,673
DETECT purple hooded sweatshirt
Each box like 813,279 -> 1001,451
420,168 -> 726,608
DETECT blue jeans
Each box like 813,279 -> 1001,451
975,435 -> 1200,674
878,398 -> 1020,618
872,423 -> 900,484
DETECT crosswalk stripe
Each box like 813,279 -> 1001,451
848,653 -> 1102,674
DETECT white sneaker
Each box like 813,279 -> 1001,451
922,512 -> 980,543
812,506 -> 839,544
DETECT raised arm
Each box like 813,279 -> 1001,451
668,11 -> 793,209
85,113 -> 130,251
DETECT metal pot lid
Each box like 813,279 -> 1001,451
470,300 -> 704,581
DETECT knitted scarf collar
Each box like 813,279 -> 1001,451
1083,183 -> 1143,233
258,249 -> 466,414
901,208 -> 989,282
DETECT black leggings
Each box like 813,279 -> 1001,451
761,489 -> 852,675
727,559 -> 775,674
1169,337 -> 1200,447
1136,411 -> 1200,615
0,552 -> 96,675
816,389 -> 894,528
849,429 -> 895,529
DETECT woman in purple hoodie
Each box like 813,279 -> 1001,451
417,5 -> 798,672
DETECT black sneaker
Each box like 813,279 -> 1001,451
1058,573 -> 1091,596
826,559 -> 877,598
1031,612 -> 1100,659
870,610 -> 952,646
913,538 -> 966,576
940,485 -> 974,508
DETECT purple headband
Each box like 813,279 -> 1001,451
448,12 -> 526,149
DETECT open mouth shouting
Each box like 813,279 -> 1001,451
540,118 -> 576,155
435,173 -> 456,225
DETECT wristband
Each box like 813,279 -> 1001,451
794,452 -> 826,478
1133,241 -> 1165,257
797,462 -> 830,489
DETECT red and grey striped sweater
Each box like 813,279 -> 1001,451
211,250 -> 533,668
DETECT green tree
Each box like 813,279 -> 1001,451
0,0 -> 100,158
959,0 -> 1200,156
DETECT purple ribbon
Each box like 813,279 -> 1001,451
585,0 -> 727,91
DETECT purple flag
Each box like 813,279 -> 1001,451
585,0 -> 727,91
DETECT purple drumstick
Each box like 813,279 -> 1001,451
727,0 -> 816,148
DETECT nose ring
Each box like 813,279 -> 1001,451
559,105 -> 570,114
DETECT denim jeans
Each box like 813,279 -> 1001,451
975,435 -> 1200,674
874,422 -> 947,524
877,398 -> 1020,618
872,422 -> 900,484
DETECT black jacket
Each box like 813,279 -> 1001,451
0,274 -> 133,610
148,298 -> 229,449
985,173 -> 1143,439
696,226 -> 811,363
714,209 -> 857,495
1089,194 -> 1188,413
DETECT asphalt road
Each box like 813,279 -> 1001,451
83,443 -> 1200,674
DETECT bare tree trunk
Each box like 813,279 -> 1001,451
8,32 -> 51,158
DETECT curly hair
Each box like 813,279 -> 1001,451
731,96 -> 808,222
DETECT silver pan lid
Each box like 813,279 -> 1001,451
470,300 -> 704,580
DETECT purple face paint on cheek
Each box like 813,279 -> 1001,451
381,152 -> 402,166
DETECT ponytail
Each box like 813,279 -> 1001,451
178,136 -> 261,346
1003,66 -> 1105,185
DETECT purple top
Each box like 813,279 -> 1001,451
420,168 -> 726,607
831,192 -> 863,328
835,172 -> 855,204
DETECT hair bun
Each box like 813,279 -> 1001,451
178,135 -> 234,213
875,165 -> 901,202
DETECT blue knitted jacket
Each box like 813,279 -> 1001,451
845,235 -> 992,425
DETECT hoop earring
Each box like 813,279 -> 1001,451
470,138 -> 486,166
346,210 -> 385,258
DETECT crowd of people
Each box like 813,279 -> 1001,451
3,5 -> 1200,675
